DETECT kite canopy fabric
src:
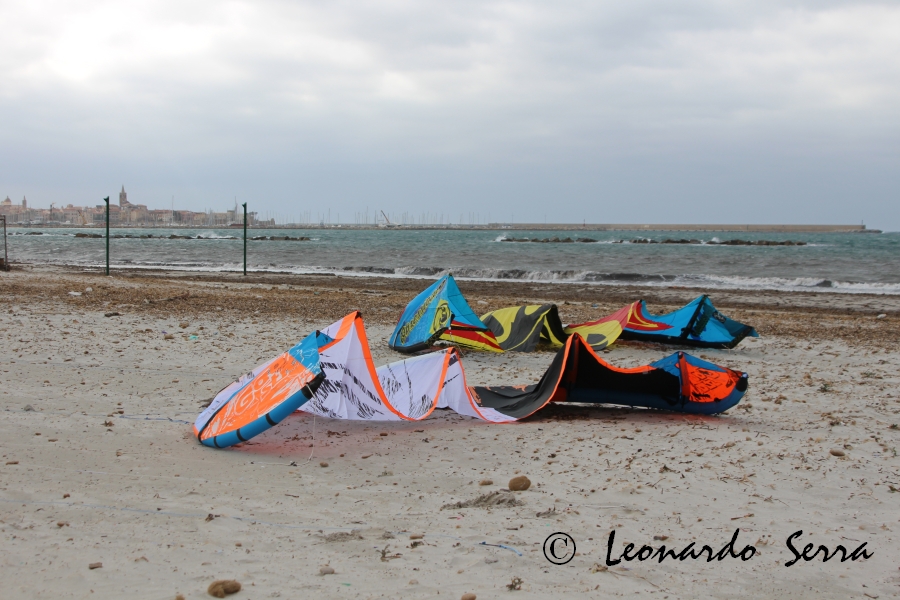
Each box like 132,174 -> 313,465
197,311 -> 514,448
304,311 -> 514,423
622,295 -> 759,349
193,331 -> 327,448
480,303 -> 635,352
469,334 -> 748,418
390,276 -> 635,353
388,274 -> 499,353
195,312 -> 747,447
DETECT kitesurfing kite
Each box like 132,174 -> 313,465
622,295 -> 758,349
195,312 -> 748,448
388,274 -> 500,353
389,275 -> 634,353
469,334 -> 748,419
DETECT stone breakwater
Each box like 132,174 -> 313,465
64,233 -> 310,241
501,236 -> 600,243
633,238 -> 807,246
501,236 -> 807,246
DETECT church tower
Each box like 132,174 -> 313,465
119,186 -> 130,207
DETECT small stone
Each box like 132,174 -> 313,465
320,462 -> 329,468
830,449 -> 845,457
462,594 -> 477,600
235,542 -> 241,547
409,533 -> 424,540
164,334 -> 175,340
176,595 -> 185,600
876,314 -> 887,319
379,432 -> 388,436
179,322 -> 190,329
207,579 -> 241,597
508,475 -> 531,491
479,479 -> 493,486
23,404 -> 34,411
319,566 -> 335,575
57,521 -> 69,527
408,579 -> 419,585
88,562 -> 102,569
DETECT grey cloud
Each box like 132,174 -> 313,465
0,1 -> 897,228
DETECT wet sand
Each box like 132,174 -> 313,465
1,265 -> 899,599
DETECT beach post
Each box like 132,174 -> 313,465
1,215 -> 8,271
103,196 -> 110,276
242,202 -> 247,276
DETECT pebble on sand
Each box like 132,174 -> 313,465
88,562 -> 102,569
479,479 -> 493,486
207,579 -> 241,597
319,566 -> 335,575
409,533 -> 424,540
320,461 -> 329,467
462,594 -> 477,600
508,475 -> 531,491
830,448 -> 846,457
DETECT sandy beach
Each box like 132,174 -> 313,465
2,265 -> 899,599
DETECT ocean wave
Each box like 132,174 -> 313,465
14,256 -> 900,294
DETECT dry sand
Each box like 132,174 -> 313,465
1,266 -> 899,599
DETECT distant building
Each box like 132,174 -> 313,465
0,196 -> 31,223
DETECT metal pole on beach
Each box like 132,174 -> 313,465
1,215 -> 8,271
242,202 -> 248,276
104,196 -> 110,276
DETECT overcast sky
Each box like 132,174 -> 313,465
1,1 -> 898,229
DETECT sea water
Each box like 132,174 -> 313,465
6,227 -> 900,294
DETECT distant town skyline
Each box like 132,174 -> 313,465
0,186 -> 260,226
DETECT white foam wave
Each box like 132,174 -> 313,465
14,259 -> 900,295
